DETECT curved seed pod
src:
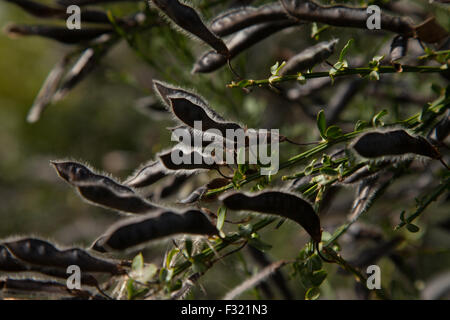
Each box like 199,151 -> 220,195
0,278 -> 93,299
156,175 -> 190,199
279,39 -> 339,76
390,35 -> 408,62
3,0 -> 111,24
125,160 -> 167,188
51,160 -> 158,213
280,0 -> 414,35
4,24 -> 113,44
0,245 -> 28,271
210,3 -> 289,37
2,238 -> 124,274
92,209 -> 218,251
221,191 -> 321,242
192,20 -> 297,74
179,178 -> 230,204
151,0 -> 229,57
57,0 -> 140,6
168,97 -> 242,136
351,129 -> 441,159
0,244 -> 101,286
53,38 -> 114,101
153,79 -> 211,112
158,149 -> 221,172
26,53 -> 71,123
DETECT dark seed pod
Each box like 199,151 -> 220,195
51,161 -> 158,214
279,39 -> 339,76
92,209 -> 218,251
280,0 -> 414,36
352,129 -> 441,159
4,24 -> 113,44
153,79 -> 211,112
0,278 -> 93,299
151,0 -> 229,57
221,191 -> 321,242
210,3 -> 289,37
0,244 -> 101,286
156,174 -> 190,199
168,97 -> 242,136
3,0 -> 111,24
179,178 -> 229,204
57,0 -> 140,6
26,54 -> 71,123
0,245 -> 28,271
192,20 -> 297,73
125,160 -> 167,188
390,35 -> 408,62
158,149 -> 220,172
54,38 -> 114,101
2,238 -> 123,274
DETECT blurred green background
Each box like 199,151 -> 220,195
0,0 -> 449,299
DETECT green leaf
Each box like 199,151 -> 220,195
305,287 -> 321,300
132,253 -> 144,272
184,239 -> 193,258
166,248 -> 179,269
320,167 -> 339,176
325,125 -> 343,140
141,264 -> 158,283
248,234 -> 273,252
406,224 -> 420,233
311,270 -> 327,287
400,210 -> 406,222
372,109 -> 388,127
339,39 -> 354,62
355,120 -> 369,131
369,70 -> 380,81
317,110 -> 327,140
270,61 -> 280,75
217,207 -> 227,231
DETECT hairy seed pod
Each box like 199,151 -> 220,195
92,209 -> 218,251
0,278 -> 93,299
169,97 -> 242,136
125,160 -> 167,188
0,245 -> 28,271
179,178 -> 229,204
192,20 -> 297,73
52,161 -> 158,213
390,35 -> 408,62
57,0 -> 140,6
279,39 -> 339,76
158,149 -> 220,172
210,3 -> 289,37
352,129 -> 441,159
221,191 -> 321,242
4,24 -> 113,44
26,54 -> 71,123
0,245 -> 100,286
3,238 -> 124,275
153,80 -> 211,112
54,38 -> 114,101
156,175 -> 190,199
151,0 -> 229,57
4,0 -> 111,24
280,0 -> 414,36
